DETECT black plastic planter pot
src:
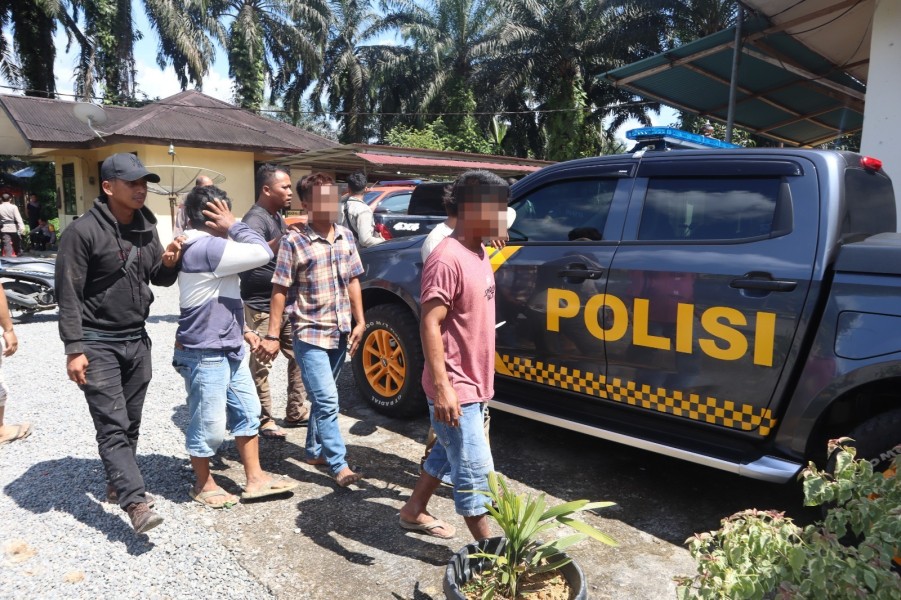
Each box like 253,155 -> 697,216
444,536 -> 587,599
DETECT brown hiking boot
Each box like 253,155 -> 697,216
106,485 -> 155,508
126,502 -> 163,534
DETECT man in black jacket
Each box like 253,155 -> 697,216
56,153 -> 183,535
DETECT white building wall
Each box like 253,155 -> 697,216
859,0 -> 901,226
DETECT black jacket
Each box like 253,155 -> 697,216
55,197 -> 179,354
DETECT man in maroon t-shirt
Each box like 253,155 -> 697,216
399,171 -> 509,541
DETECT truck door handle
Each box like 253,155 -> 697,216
558,264 -> 604,280
730,273 -> 797,292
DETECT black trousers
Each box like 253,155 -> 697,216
80,337 -> 152,510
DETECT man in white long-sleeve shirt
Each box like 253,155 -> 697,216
0,194 -> 25,257
172,185 -> 297,508
341,171 -> 384,248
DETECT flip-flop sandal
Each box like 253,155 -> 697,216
259,426 -> 286,440
190,487 -> 238,509
335,471 -> 362,488
0,423 -> 32,446
399,516 -> 456,539
241,477 -> 298,500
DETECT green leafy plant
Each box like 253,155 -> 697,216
467,471 -> 617,599
676,441 -> 901,599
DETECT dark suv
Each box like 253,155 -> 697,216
353,149 -> 901,482
372,182 -> 448,240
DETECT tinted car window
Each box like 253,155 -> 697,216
639,178 -> 781,241
364,191 -> 381,204
510,179 -> 616,242
376,192 -> 412,214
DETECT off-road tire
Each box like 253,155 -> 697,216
352,304 -> 426,418
832,409 -> 901,474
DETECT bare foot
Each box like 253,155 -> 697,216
0,422 -> 32,446
334,467 -> 361,487
191,486 -> 238,508
244,473 -> 296,496
303,455 -> 327,466
398,510 -> 455,538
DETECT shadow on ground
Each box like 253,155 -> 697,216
3,454 -> 194,555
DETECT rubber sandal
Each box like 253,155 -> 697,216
241,476 -> 298,500
190,487 -> 238,509
259,425 -> 286,440
399,516 -> 456,539
0,423 -> 32,446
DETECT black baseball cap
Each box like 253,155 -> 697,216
100,153 -> 160,183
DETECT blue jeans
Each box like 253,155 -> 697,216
172,347 -> 261,458
423,401 -> 494,517
293,337 -> 349,476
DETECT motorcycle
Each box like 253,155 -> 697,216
0,256 -> 57,318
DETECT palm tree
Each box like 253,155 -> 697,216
205,0 -> 329,112
488,0 -> 667,160
374,0 -> 510,141
310,0 -> 379,143
3,0 -> 57,98
0,4 -> 23,91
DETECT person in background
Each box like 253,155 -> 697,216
173,176 -> 214,237
29,218 -> 54,251
399,170 -> 509,541
55,153 -> 184,535
340,171 -> 384,248
241,164 -> 309,440
26,194 -> 41,231
0,193 -> 25,257
258,173 -> 365,487
0,282 -> 31,447
173,185 -> 298,507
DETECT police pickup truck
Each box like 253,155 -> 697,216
352,148 -> 900,482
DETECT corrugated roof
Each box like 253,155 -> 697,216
0,90 -> 337,154
276,144 -> 552,178
603,15 -> 866,147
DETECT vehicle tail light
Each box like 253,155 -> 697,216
375,222 -> 392,240
860,156 -> 883,171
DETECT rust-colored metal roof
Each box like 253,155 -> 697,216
0,90 -> 337,154
277,144 -> 552,178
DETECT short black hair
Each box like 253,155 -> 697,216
346,171 -> 367,194
255,163 -> 289,198
297,172 -> 335,202
443,170 -> 508,216
185,185 -> 231,229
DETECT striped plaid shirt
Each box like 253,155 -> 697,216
271,223 -> 364,350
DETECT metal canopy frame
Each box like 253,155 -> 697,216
603,14 -> 867,147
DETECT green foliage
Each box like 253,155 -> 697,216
676,443 -> 901,600
385,119 -> 451,151
468,472 -> 617,599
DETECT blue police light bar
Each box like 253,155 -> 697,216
626,127 -> 740,150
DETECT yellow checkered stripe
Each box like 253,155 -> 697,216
499,354 -> 775,436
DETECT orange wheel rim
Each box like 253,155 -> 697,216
362,328 -> 406,397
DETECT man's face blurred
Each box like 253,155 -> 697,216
303,185 -> 340,224
457,185 -> 508,242
264,170 -> 293,209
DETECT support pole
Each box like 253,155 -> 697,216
726,6 -> 744,143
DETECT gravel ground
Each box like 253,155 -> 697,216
0,283 -> 272,599
1,278 -> 804,599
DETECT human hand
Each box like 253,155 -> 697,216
254,338 -> 280,361
2,329 -> 17,356
488,236 -> 508,250
244,330 -> 260,351
347,323 -> 365,357
162,235 -> 186,268
67,353 -> 89,385
432,385 -> 462,427
202,199 -> 237,235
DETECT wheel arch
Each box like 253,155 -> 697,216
799,370 -> 901,465
361,284 -> 420,321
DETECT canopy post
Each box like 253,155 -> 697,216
726,6 -> 744,143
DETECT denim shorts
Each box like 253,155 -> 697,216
423,401 -> 494,517
172,347 -> 261,457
